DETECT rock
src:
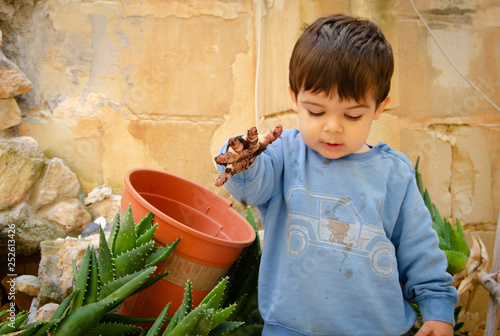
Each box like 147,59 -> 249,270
33,237 -> 100,314
33,158 -> 82,209
0,137 -> 92,255
0,202 -> 66,256
15,275 -> 41,296
458,310 -> 486,334
0,126 -> 18,138
0,97 -> 22,130
33,303 -> 59,322
38,280 -> 63,307
36,240 -> 64,299
37,240 -> 71,306
42,199 -> 91,234
80,221 -> 99,237
87,194 -> 122,225
0,137 -> 46,211
84,184 -> 112,205
0,50 -> 33,98
12,289 -> 33,311
56,239 -> 98,296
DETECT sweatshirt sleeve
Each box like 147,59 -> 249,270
216,135 -> 284,207
391,172 -> 458,325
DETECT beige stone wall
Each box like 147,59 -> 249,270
1,0 -> 499,331
395,2 -> 500,330
10,0 -> 257,193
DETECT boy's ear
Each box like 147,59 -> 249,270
373,96 -> 391,120
289,87 -> 298,111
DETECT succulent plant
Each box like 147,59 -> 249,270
2,205 -> 179,335
415,157 -> 470,276
143,277 -> 244,336
413,158 -> 467,336
2,205 -> 258,335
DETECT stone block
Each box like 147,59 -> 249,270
37,240 -> 65,292
399,127 -> 453,218
41,199 -> 91,234
396,16 -> 498,120
36,238 -> 97,307
0,202 -> 67,256
38,280 -> 63,307
18,120 -> 104,194
0,50 -> 33,98
0,97 -> 21,130
56,239 -> 98,296
120,15 -> 249,118
87,194 -> 121,224
84,185 -> 112,205
127,119 -> 220,192
15,275 -> 41,297
0,137 -> 46,210
368,112 -> 401,151
32,158 -> 81,209
450,126 -> 500,225
33,303 -> 59,322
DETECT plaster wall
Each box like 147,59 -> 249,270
0,0 -> 499,331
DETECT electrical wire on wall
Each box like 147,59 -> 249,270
254,0 -> 262,128
409,0 -> 500,112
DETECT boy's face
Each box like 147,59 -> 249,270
290,88 -> 390,160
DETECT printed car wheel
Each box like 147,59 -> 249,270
287,226 -> 309,257
369,241 -> 396,277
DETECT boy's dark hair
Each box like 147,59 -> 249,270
289,14 -> 394,106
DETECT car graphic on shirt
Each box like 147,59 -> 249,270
285,186 -> 395,277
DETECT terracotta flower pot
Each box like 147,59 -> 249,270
117,168 -> 256,318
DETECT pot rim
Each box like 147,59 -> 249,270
124,168 -> 256,248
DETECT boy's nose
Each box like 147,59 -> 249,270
324,117 -> 343,133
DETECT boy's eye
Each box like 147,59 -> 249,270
345,114 -> 362,121
308,110 -> 324,117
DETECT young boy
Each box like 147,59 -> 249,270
215,14 -> 458,336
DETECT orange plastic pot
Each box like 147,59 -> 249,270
117,168 -> 256,319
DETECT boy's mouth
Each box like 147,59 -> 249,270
323,142 -> 343,151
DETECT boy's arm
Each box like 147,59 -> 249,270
415,320 -> 453,336
214,125 -> 282,187
392,174 -> 458,326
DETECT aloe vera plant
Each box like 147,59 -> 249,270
415,158 -> 470,275
0,311 -> 30,334
2,205 -> 262,335
412,158 -> 467,336
139,208 -> 263,336
1,205 -> 179,335
145,278 -> 243,336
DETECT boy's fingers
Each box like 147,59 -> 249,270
214,151 -> 240,165
215,125 -> 283,187
246,127 -> 259,142
262,125 -> 283,145
215,155 -> 255,187
228,135 -> 245,152
215,167 -> 234,187
215,175 -> 227,187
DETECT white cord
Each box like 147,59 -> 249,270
409,0 -> 500,112
254,0 -> 262,127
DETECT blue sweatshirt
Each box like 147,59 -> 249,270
218,129 -> 458,336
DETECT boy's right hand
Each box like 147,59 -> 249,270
214,125 -> 283,187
